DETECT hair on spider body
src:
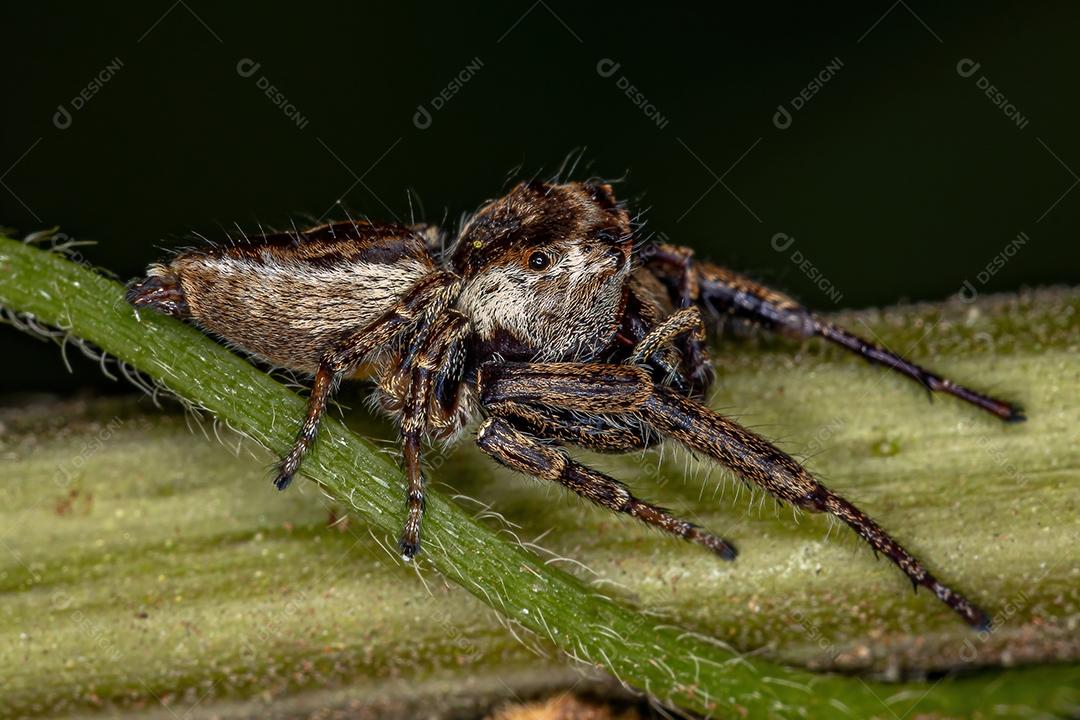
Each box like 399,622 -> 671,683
128,178 -> 1022,628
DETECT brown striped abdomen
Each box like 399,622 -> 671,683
129,222 -> 437,372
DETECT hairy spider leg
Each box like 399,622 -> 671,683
643,242 -> 1024,422
476,416 -> 738,560
397,311 -> 471,559
478,361 -> 991,629
482,401 -> 654,453
273,272 -> 458,491
399,370 -> 427,559
274,362 -> 338,490
635,247 -> 714,393
629,306 -> 709,367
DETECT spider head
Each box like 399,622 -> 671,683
452,180 -> 633,361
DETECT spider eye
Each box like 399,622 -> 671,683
527,251 -> 551,271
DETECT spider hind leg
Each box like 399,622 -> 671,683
479,360 -> 991,628
476,416 -> 737,560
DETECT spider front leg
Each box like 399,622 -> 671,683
475,415 -> 737,559
643,242 -> 1024,422
637,245 -> 714,393
478,361 -> 991,628
629,305 -> 709,368
625,305 -> 712,395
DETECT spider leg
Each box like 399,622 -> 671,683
627,305 -> 716,395
399,366 -> 427,559
475,416 -> 737,559
274,272 -> 457,492
629,305 -> 708,368
478,361 -> 991,628
642,383 -> 990,628
643,242 -> 1024,422
483,400 -> 654,453
274,361 -> 338,490
397,311 -> 471,560
635,246 -> 713,393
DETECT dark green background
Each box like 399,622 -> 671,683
2,2 -> 1077,393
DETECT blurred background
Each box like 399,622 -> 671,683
1,2 -> 1077,394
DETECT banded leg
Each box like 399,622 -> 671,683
274,362 -> 339,490
483,401 -> 653,453
643,242 -> 1024,422
630,305 -> 709,367
397,311 -> 471,559
476,416 -> 737,559
399,376 -> 427,560
637,245 -> 713,392
642,384 -> 989,628
478,361 -> 991,628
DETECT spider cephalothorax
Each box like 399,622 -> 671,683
452,180 -> 634,363
128,178 -> 1023,629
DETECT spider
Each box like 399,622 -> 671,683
127,179 -> 1023,629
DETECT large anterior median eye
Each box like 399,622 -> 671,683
527,250 -> 551,271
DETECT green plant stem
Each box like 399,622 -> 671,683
0,235 -> 1076,718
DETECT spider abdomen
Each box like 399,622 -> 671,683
128,223 -> 437,372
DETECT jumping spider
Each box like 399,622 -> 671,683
128,179 -> 1023,628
